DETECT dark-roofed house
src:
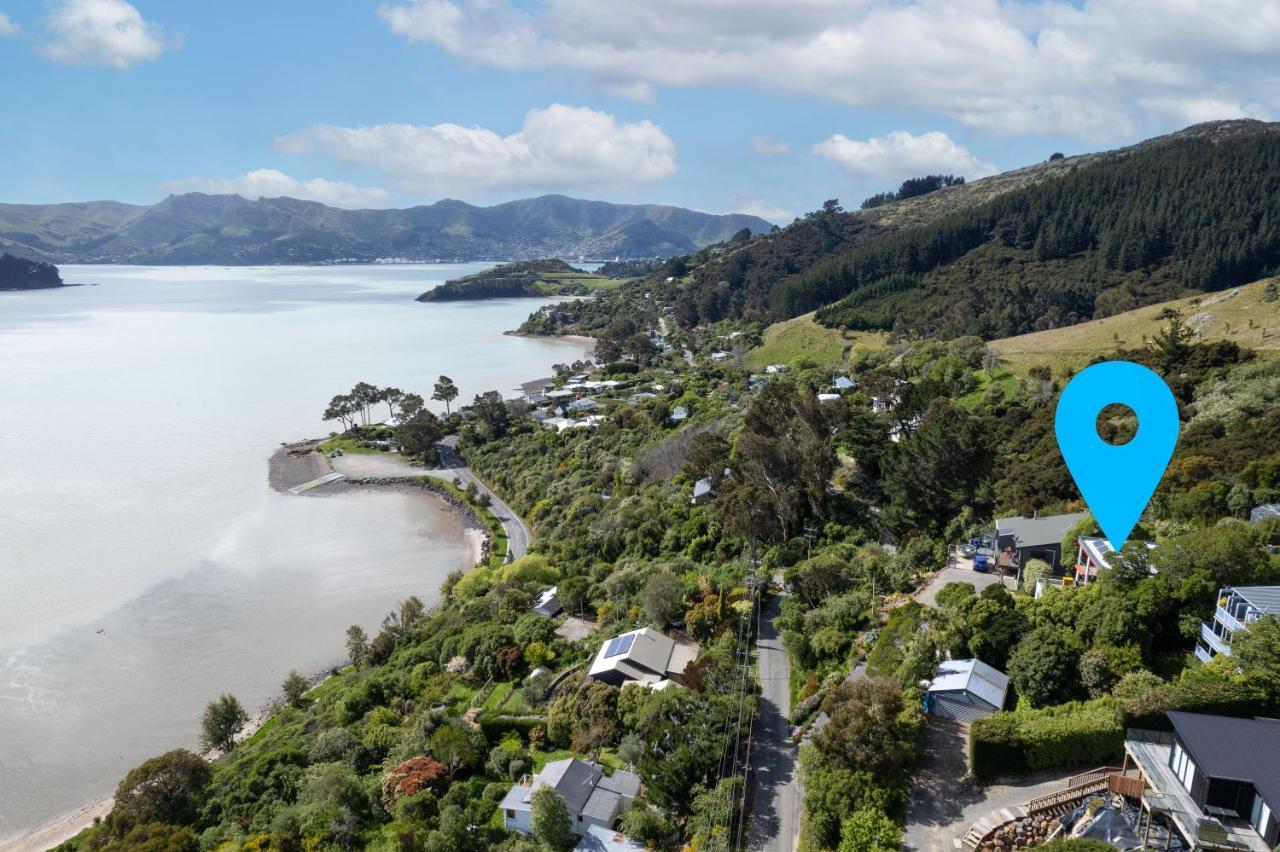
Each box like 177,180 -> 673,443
587,628 -> 698,689
1123,713 -> 1280,850
1194,585 -> 1280,662
500,758 -> 641,836
533,586 -> 562,617
993,512 -> 1089,574
923,658 -> 1009,721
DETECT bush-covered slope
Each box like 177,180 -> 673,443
802,124 -> 1280,338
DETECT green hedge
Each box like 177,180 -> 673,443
971,679 -> 1278,779
970,699 -> 1124,779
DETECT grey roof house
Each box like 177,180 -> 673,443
500,758 -> 641,837
588,628 -> 698,689
924,658 -> 1009,721
993,512 -> 1089,572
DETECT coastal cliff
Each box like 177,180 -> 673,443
0,253 -> 62,290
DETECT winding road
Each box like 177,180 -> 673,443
430,435 -> 530,560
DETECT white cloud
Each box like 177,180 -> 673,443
42,0 -> 174,69
377,0 -> 1280,139
750,136 -> 791,157
813,130 -> 997,181
276,104 -> 677,195
160,170 -> 395,209
728,194 -> 792,224
0,13 -> 20,36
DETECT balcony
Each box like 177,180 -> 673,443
1215,603 -> 1247,633
1200,621 -> 1233,658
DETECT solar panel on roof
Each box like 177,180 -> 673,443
605,633 -> 635,657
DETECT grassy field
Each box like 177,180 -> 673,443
990,278 -> 1280,377
532,272 -> 623,295
749,312 -> 888,368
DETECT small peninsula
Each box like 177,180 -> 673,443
415,258 -> 619,302
0,253 -> 63,290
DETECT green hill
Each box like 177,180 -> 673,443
990,277 -> 1280,376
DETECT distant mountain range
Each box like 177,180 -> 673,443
0,193 -> 774,265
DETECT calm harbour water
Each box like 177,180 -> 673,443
0,265 -> 590,839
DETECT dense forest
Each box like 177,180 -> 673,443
797,131 -> 1280,336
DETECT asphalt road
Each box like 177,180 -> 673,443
747,587 -> 801,852
431,436 -> 530,560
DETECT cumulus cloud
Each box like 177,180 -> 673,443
377,0 -> 1280,139
813,130 -> 997,181
0,13 -> 20,36
42,0 -> 174,68
160,169 -> 395,209
275,104 -> 677,195
728,194 -> 792,224
750,136 -> 791,157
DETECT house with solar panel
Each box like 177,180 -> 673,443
1194,585 -> 1280,662
922,658 -> 1010,721
500,758 -> 642,836
588,628 -> 699,689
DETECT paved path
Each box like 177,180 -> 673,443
747,586 -> 800,852
904,720 -> 1078,852
429,436 -> 531,560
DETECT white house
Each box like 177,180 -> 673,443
765,363 -> 788,374
924,658 -> 1009,721
691,477 -> 716,505
500,759 -> 641,836
533,586 -> 563,617
588,628 -> 698,689
817,392 -> 840,404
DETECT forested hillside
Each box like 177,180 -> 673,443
528,121 -> 1280,347
803,129 -> 1280,337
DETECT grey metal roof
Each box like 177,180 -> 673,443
1168,712 -> 1280,809
598,769 -> 641,799
574,826 -> 647,852
588,628 -> 676,682
927,658 -> 1009,711
1233,585 -> 1280,615
538,758 -> 602,816
580,788 -> 623,824
1250,504 -> 1280,524
995,512 -> 1089,548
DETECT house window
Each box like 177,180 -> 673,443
506,809 -> 515,819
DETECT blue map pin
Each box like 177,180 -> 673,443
1055,361 -> 1179,549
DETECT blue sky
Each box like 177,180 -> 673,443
2,0 -> 1277,223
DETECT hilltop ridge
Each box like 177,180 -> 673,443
0,193 -> 773,266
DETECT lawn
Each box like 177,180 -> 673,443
482,681 -> 514,711
318,436 -> 381,456
749,312 -> 887,369
990,277 -> 1280,378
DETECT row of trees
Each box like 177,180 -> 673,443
322,376 -> 461,431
